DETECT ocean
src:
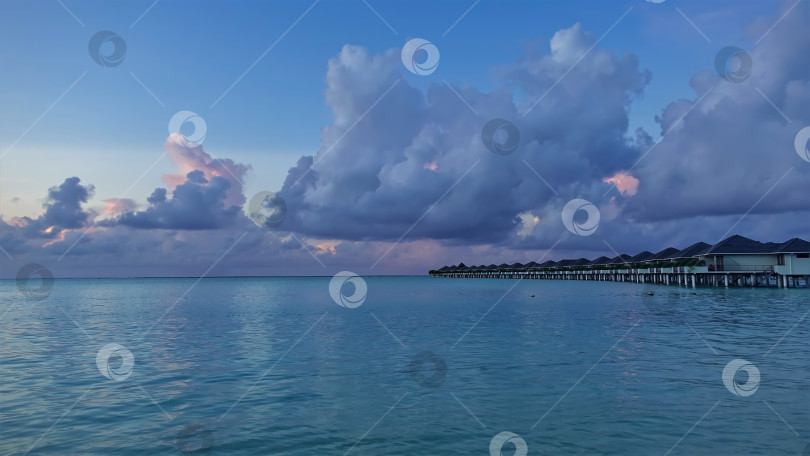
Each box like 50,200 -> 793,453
1,276 -> 808,455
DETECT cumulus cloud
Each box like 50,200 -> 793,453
279,26 -> 651,245
162,134 -> 250,207
620,0 -> 810,223
5,177 -> 95,239
102,198 -> 137,214
4,3 -> 810,277
276,3 -> 810,258
112,170 -> 241,230
89,139 -> 252,231
603,172 -> 639,196
41,177 -> 95,230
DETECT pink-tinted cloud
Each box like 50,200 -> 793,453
603,171 -> 640,196
4,4 -> 810,278
279,27 -> 651,244
102,198 -> 137,214
112,170 -> 241,230
162,134 -> 251,207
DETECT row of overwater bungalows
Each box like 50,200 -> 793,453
429,235 -> 810,288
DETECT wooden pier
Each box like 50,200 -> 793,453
429,235 -> 810,288
429,267 -> 810,288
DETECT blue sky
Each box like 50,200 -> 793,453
1,0 -> 777,215
2,0 -> 808,277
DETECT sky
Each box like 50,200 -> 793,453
1,0 -> 809,278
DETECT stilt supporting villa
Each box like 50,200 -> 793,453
429,235 -> 810,288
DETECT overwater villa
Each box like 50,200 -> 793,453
429,235 -> 810,288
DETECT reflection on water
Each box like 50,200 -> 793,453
1,277 -> 808,455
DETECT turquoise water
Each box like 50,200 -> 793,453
1,276 -> 808,455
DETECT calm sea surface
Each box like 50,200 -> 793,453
1,276 -> 809,455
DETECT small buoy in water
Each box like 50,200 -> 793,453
692,292 -> 697,295
530,294 -> 535,298
648,291 -> 654,296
